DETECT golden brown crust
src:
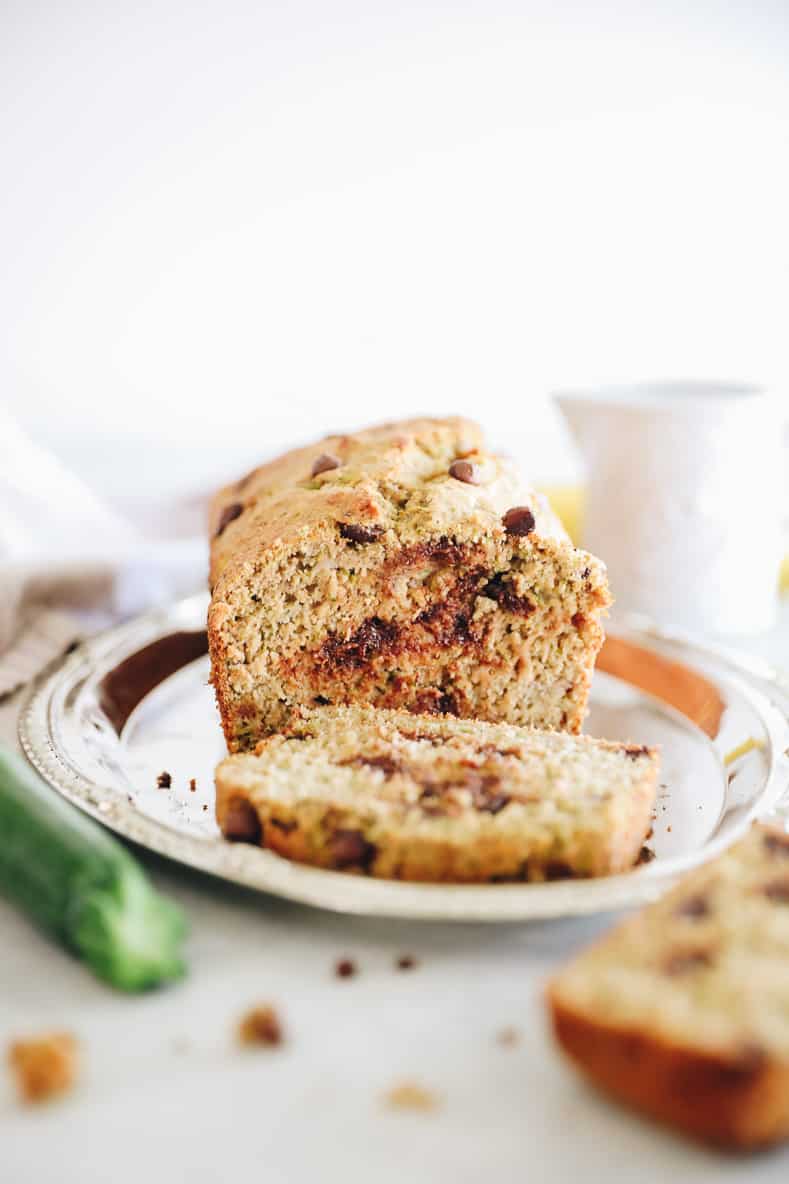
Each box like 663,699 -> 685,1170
548,997 -> 789,1149
208,417 -> 486,589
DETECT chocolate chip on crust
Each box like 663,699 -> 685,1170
223,799 -> 263,844
311,453 -> 341,477
502,506 -> 536,536
339,522 -> 384,545
448,459 -> 479,485
329,829 -> 377,870
215,502 -> 244,538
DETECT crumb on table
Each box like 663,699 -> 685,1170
396,955 -> 417,971
8,1032 -> 78,1103
335,958 -> 357,979
237,1005 -> 283,1047
384,1081 -> 440,1112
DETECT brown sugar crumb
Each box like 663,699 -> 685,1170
189,778 -> 197,792
156,771 -> 172,789
335,958 -> 357,979
396,955 -> 418,971
8,1033 -> 78,1104
496,1026 -> 520,1047
384,1081 -> 440,1112
238,1005 -> 283,1048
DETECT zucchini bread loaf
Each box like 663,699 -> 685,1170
215,706 -> 658,882
548,824 -> 789,1149
209,417 -> 610,752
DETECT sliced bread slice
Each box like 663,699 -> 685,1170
215,706 -> 658,883
548,823 -> 789,1149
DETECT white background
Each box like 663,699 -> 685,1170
2,0 -> 788,502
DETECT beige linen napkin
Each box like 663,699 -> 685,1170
0,411 -> 205,697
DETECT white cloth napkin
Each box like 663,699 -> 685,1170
0,411 -> 207,697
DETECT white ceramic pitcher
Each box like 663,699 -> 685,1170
554,382 -> 785,635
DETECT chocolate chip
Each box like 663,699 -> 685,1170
762,877 -> 789,903
340,754 -> 402,778
544,861 -> 575,880
763,831 -> 789,857
675,893 -> 710,919
502,506 -> 536,536
625,745 -> 651,761
476,791 -> 511,815
482,574 -> 535,616
663,948 -> 714,976
223,799 -> 262,844
215,502 -> 244,538
311,453 -> 341,477
335,958 -> 357,978
448,459 -> 479,485
269,817 -> 297,834
581,566 -> 591,579
339,522 -> 384,545
637,845 -> 656,864
330,829 -> 377,870
396,955 -> 417,971
156,771 -> 171,789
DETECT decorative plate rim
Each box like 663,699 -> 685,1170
17,596 -> 789,922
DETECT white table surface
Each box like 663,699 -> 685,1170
3,613 -> 789,1184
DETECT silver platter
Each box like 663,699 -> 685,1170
18,594 -> 789,921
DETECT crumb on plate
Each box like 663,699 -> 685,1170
384,1081 -> 440,1112
8,1032 -> 78,1104
335,958 -> 357,979
496,1026 -> 520,1047
396,955 -> 417,971
238,1005 -> 283,1048
156,771 -> 172,789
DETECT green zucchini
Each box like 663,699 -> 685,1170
0,748 -> 187,991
